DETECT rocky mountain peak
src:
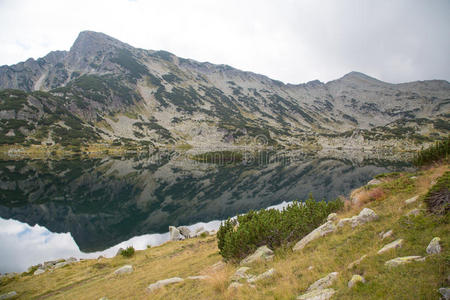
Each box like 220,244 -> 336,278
69,31 -> 131,56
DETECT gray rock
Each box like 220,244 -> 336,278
348,274 -> 365,288
240,245 -> 274,265
347,254 -> 367,269
53,262 -> 69,269
337,208 -> 378,228
187,275 -> 209,280
115,248 -> 124,256
378,239 -> 404,254
439,287 -> 450,300
65,257 -> 77,263
297,288 -> 335,300
406,208 -> 422,217
307,272 -> 339,292
367,178 -> 382,185
34,268 -> 45,276
147,277 -> 184,292
98,298 -> 109,300
169,226 -> 183,241
0,291 -> 17,300
426,237 -> 441,255
114,265 -> 133,275
228,282 -> 243,290
177,226 -> 191,238
405,195 -> 419,204
210,261 -> 226,271
231,267 -> 251,281
293,221 -> 336,251
380,229 -> 393,240
385,256 -> 423,267
327,213 -> 338,222
247,268 -> 276,283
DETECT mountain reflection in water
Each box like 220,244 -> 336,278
0,149 -> 412,255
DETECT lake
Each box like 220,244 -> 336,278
0,149 -> 413,273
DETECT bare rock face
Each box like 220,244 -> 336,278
240,245 -> 274,265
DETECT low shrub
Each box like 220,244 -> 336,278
217,195 -> 343,262
424,171 -> 449,215
120,246 -> 135,258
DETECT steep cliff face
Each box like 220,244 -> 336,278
0,31 -> 449,148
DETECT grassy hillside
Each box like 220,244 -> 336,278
0,164 -> 448,299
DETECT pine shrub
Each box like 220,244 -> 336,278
413,137 -> 449,166
120,246 -> 135,258
217,195 -> 343,262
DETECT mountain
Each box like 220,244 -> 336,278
0,31 -> 449,149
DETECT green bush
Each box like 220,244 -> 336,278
413,137 -> 449,166
120,246 -> 135,258
217,195 -> 343,262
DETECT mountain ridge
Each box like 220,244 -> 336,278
0,31 -> 449,150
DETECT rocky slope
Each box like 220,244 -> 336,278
0,31 -> 449,149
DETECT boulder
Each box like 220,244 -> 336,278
367,178 -> 382,185
65,257 -> 77,263
406,209 -> 421,217
426,237 -> 441,255
352,208 -> 378,227
348,274 -> 365,288
187,275 -> 209,280
0,291 -> 17,300
378,239 -> 404,254
380,229 -> 393,240
147,277 -> 184,292
169,226 -> 182,241
439,287 -> 450,300
293,221 -> 336,251
231,267 -> 251,281
247,268 -> 276,283
240,245 -> 274,265
33,268 -> 45,276
297,288 -> 335,300
114,265 -> 133,275
347,255 -> 367,269
327,213 -> 338,222
307,272 -> 339,292
115,248 -> 124,257
177,226 -> 191,238
210,261 -> 226,271
405,195 -> 419,205
385,256 -> 423,267
337,208 -> 378,228
228,282 -> 243,290
54,262 -> 70,269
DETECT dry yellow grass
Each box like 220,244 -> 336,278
1,164 -> 448,299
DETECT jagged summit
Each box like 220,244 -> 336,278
71,31 -> 131,52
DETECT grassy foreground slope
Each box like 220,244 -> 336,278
0,164 -> 448,299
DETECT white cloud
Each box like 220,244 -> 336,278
0,0 -> 448,84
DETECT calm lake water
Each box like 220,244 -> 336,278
0,149 -> 413,272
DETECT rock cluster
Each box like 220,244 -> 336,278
337,208 -> 379,228
31,257 -> 78,275
169,226 -> 211,241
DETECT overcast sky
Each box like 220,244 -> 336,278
0,0 -> 448,84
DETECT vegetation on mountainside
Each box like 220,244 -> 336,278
217,196 -> 343,261
191,151 -> 244,164
413,137 -> 450,166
